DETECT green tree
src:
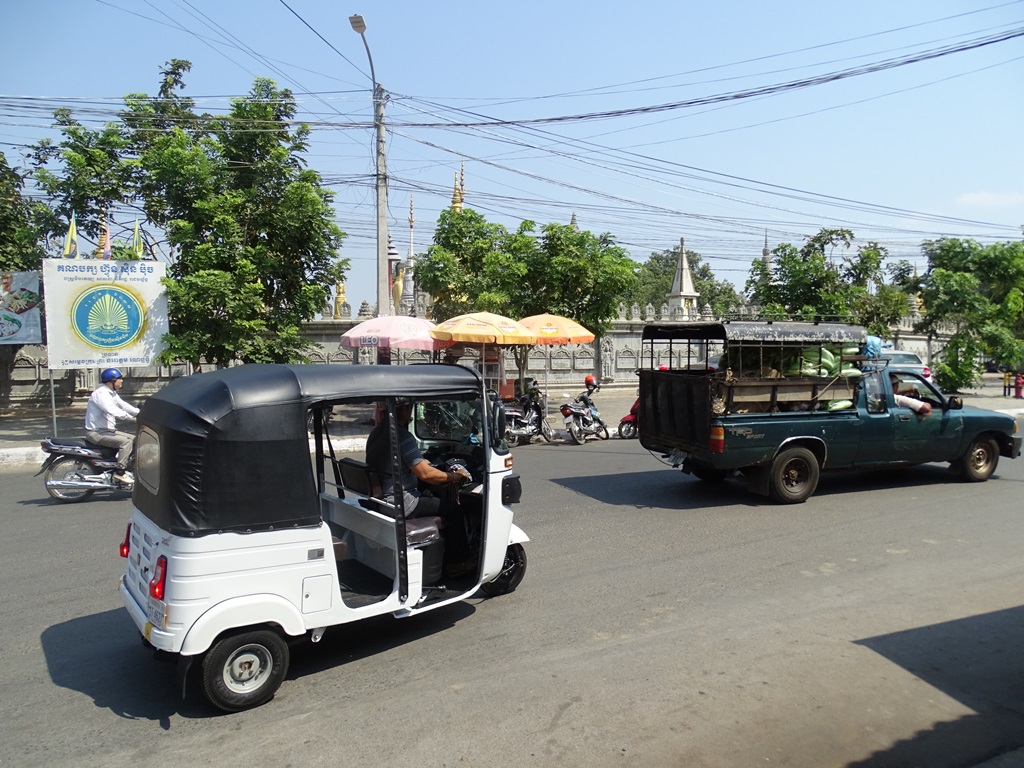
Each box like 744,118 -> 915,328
31,61 -> 349,370
917,237 -> 1024,390
414,208 -> 533,321
29,109 -> 131,245
0,152 -> 47,271
0,151 -> 49,405
746,228 -> 909,335
416,210 -> 637,386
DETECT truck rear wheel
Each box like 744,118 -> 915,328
957,436 -> 999,482
768,447 -> 820,504
202,629 -> 289,712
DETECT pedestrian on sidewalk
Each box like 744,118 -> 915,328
1003,370 -> 1012,397
84,368 -> 139,483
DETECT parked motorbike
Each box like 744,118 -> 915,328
503,387 -> 554,447
37,437 -> 133,502
559,385 -> 610,444
618,396 -> 639,439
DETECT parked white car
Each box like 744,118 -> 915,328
883,350 -> 931,380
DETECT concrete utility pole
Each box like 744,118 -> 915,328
349,14 -> 389,317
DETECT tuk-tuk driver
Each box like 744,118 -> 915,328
366,400 -> 476,576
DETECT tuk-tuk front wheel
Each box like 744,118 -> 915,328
480,543 -> 527,597
202,629 -> 290,712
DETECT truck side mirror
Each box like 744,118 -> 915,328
946,395 -> 963,410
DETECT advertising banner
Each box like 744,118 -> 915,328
42,259 -> 168,370
0,271 -> 43,345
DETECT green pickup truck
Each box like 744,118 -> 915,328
638,321 -> 1021,503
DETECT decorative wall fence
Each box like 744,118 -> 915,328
4,312 -> 949,406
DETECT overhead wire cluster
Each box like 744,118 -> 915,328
4,0 -> 1023,281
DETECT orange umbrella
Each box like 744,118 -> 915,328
517,313 -> 595,345
429,311 -> 536,345
517,314 -> 595,406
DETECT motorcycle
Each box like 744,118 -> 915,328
37,437 -> 134,502
559,388 -> 610,444
618,395 -> 639,439
503,390 -> 554,447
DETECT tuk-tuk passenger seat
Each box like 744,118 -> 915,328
336,458 -> 443,546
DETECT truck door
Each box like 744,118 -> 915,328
891,374 -> 963,461
854,371 -> 895,465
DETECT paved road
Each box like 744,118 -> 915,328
3,436 -> 1024,767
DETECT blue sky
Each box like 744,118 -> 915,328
3,0 -> 1023,309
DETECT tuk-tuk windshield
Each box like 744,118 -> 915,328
414,396 -> 483,443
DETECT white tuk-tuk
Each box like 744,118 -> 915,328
118,363 -> 527,711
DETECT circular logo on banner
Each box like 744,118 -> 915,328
71,284 -> 145,350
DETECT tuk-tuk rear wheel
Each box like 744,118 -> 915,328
480,543 -> 527,597
202,629 -> 289,712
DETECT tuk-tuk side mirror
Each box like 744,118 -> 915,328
493,400 -> 507,437
946,395 -> 964,410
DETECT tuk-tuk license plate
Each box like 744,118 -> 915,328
147,598 -> 167,628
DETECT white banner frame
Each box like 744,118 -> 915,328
42,259 -> 168,371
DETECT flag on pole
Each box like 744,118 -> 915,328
62,213 -> 78,259
102,215 -> 111,259
132,219 -> 144,259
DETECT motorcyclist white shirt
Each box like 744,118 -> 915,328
85,385 -> 139,430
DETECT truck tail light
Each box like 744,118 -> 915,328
709,425 -> 725,453
149,555 -> 167,600
119,522 -> 131,558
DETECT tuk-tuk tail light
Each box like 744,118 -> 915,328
119,522 -> 131,558
149,555 -> 167,601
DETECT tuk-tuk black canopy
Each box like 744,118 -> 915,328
134,363 -> 483,537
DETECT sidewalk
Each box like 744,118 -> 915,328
3,375 -> 1023,470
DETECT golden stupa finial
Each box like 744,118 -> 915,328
459,160 -> 465,205
451,172 -> 463,212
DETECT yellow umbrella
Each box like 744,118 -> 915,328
517,313 -> 595,345
430,312 -> 536,398
429,311 -> 537,345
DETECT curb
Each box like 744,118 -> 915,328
0,447 -> 45,470
0,438 -> 369,471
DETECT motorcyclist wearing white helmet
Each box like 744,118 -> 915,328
84,368 -> 139,483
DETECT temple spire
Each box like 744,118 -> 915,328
667,235 -> 699,318
450,172 -> 463,212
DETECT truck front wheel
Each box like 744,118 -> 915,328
956,436 -> 999,482
202,629 -> 290,712
768,447 -> 820,504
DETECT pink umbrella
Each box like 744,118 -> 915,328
340,316 -> 453,351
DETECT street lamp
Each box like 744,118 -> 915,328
349,13 -> 390,316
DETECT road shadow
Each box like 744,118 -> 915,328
40,601 -> 475,721
850,605 -> 1024,767
547,461 -> 1007,511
